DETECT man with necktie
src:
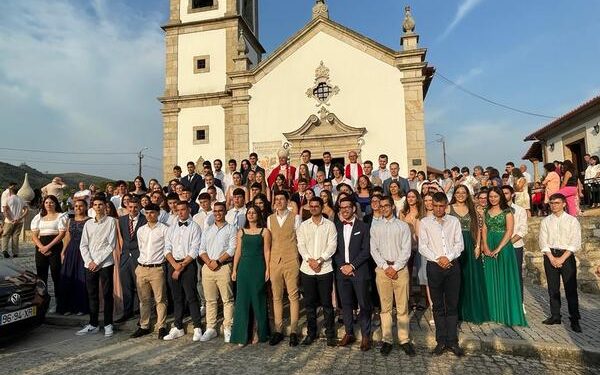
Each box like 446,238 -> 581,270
181,161 -> 204,201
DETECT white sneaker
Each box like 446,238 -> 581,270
224,328 -> 231,343
200,328 -> 217,342
163,327 -> 185,341
76,324 -> 99,336
104,324 -> 114,337
192,327 -> 203,342
200,305 -> 206,317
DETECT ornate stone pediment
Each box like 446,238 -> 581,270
283,108 -> 366,161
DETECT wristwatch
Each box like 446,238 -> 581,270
216,260 -> 222,267
317,258 -> 324,266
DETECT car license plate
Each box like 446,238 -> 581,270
0,306 -> 37,326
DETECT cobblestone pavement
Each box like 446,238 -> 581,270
1,325 -> 599,375
0,248 -> 600,360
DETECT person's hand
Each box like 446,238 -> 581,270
38,245 -> 48,255
490,248 -> 501,258
340,265 -> 354,276
231,271 -> 237,282
437,256 -> 451,269
474,246 -> 481,259
264,270 -> 270,282
384,266 -> 397,279
61,251 -> 66,264
482,245 -> 492,257
548,255 -> 560,268
88,261 -> 99,272
308,259 -> 320,273
172,270 -> 180,280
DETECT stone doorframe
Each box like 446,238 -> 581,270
283,110 -> 367,162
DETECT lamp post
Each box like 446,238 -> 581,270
138,147 -> 148,177
435,133 -> 447,170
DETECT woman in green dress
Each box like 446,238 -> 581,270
449,185 -> 489,324
482,187 -> 527,327
230,205 -> 271,345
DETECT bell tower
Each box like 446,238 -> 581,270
161,0 -> 264,182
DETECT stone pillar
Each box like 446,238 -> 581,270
532,159 -> 540,183
164,29 -> 179,97
168,0 -> 181,25
162,105 -> 180,183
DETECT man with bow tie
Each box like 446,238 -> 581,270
334,197 -> 373,351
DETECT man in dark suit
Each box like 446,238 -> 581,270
334,197 -> 373,351
244,152 -> 265,182
181,161 -> 205,201
116,197 -> 147,322
318,151 -> 335,180
382,162 -> 410,196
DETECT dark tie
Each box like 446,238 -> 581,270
343,221 -> 353,226
178,221 -> 189,227
128,217 -> 134,237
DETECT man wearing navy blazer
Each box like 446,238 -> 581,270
116,197 -> 147,322
334,197 -> 373,351
181,161 -> 205,201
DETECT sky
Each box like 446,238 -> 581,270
1,0 -> 599,180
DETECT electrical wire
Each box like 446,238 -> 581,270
0,147 -> 137,155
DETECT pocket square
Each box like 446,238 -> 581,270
353,231 -> 361,235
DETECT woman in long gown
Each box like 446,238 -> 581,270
449,185 -> 489,324
59,199 -> 90,315
481,187 -> 527,327
230,205 -> 271,345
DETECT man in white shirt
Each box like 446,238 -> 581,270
77,196 -> 117,337
370,196 -> 414,356
0,182 -> 16,211
213,159 -> 225,183
296,196 -> 337,347
295,149 -> 318,179
503,185 -> 528,299
74,181 -> 92,206
110,180 -> 128,210
373,154 -> 391,182
225,189 -> 247,229
165,192 -> 180,227
2,186 -> 28,258
149,191 -> 169,224
460,167 -> 479,195
130,204 -> 169,340
222,159 -> 237,192
520,164 -> 532,185
199,173 -> 225,203
41,177 -> 67,201
192,192 -> 214,314
198,202 -> 237,343
267,191 -> 302,347
418,192 -> 464,356
539,193 -> 582,333
163,200 -> 204,341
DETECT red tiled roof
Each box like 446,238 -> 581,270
521,141 -> 543,161
523,95 -> 600,141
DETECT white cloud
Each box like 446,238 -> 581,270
0,0 -> 165,179
437,0 -> 484,42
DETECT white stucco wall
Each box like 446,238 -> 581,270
248,31 -> 408,172
178,29 -> 227,96
180,0 -> 227,23
177,106 -> 225,165
544,113 -> 600,161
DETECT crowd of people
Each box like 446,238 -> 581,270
1,148 -> 596,356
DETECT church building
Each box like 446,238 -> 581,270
160,0 -> 434,182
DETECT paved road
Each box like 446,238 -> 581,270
1,325 -> 598,375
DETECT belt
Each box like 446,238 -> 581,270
137,262 -> 164,268
550,248 -> 566,257
385,260 -> 394,266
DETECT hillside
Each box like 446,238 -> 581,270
0,161 -> 112,192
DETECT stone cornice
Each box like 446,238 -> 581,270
162,15 -> 265,53
158,91 -> 230,104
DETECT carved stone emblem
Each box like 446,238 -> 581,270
306,61 -> 340,106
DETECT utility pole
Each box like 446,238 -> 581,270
138,147 -> 148,177
435,134 -> 447,170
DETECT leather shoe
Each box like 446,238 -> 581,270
338,334 -> 356,347
289,333 -> 299,347
301,335 -> 316,346
570,318 -> 582,333
130,327 -> 150,338
400,342 -> 416,356
446,344 -> 464,357
269,332 -> 284,346
380,342 -> 393,356
157,327 -> 168,340
360,337 -> 371,352
542,316 -> 561,325
432,343 -> 446,356
326,337 -> 337,347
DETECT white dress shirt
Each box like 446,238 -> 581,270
342,218 -> 355,263
511,203 -> 528,248
296,216 -> 337,275
193,208 -> 215,231
222,173 -> 234,192
522,171 -> 532,184
3,195 -> 26,223
199,185 -> 225,203
166,213 -> 178,227
164,218 -> 201,260
539,211 -> 581,253
418,215 -> 464,263
137,222 -> 169,265
226,206 -> 247,229
110,195 -> 124,210
585,164 -> 600,179
373,168 -> 391,182
370,217 -> 412,271
266,209 -> 301,230
80,215 -> 117,269
199,222 -> 237,260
